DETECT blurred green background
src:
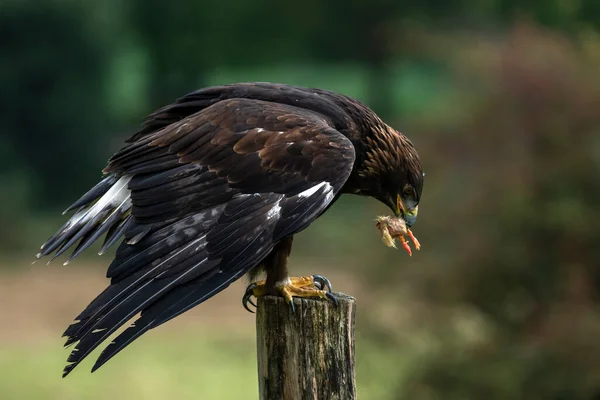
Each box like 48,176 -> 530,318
2,0 -> 600,399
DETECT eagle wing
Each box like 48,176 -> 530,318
39,97 -> 356,376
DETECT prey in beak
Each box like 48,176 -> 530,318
375,215 -> 421,256
374,194 -> 420,256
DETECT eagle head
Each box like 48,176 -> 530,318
358,124 -> 424,228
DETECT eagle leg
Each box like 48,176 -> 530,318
243,237 -> 337,312
242,275 -> 336,313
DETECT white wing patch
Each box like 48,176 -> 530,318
87,176 -> 132,214
60,176 -> 131,232
297,181 -> 334,199
266,202 -> 282,220
37,175 -> 133,262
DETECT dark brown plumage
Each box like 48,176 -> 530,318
36,82 -> 423,376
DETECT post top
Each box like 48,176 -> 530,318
259,292 -> 355,305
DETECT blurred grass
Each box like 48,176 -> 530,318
0,326 -> 417,399
0,262 -> 421,400
0,328 -> 257,400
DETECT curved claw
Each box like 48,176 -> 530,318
242,283 -> 257,313
325,292 -> 339,307
312,274 -> 333,293
247,297 -> 257,309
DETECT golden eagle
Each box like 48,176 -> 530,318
37,82 -> 424,376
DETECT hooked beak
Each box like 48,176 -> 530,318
395,194 -> 418,227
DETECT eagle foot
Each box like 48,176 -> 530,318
242,275 -> 336,313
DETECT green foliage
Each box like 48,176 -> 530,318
0,0 -> 115,209
369,23 -> 600,399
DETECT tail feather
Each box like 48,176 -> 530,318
38,207 -> 88,257
38,175 -> 133,263
61,237 -> 213,377
90,221 -> 274,372
99,214 -> 133,256
62,175 -> 119,215
65,199 -> 132,264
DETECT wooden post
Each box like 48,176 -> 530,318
256,293 -> 356,400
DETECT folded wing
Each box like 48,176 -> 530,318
38,98 -> 356,376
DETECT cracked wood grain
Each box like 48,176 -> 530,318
256,293 -> 356,400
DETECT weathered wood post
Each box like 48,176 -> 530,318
256,293 -> 356,400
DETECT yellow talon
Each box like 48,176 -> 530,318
242,275 -> 336,313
